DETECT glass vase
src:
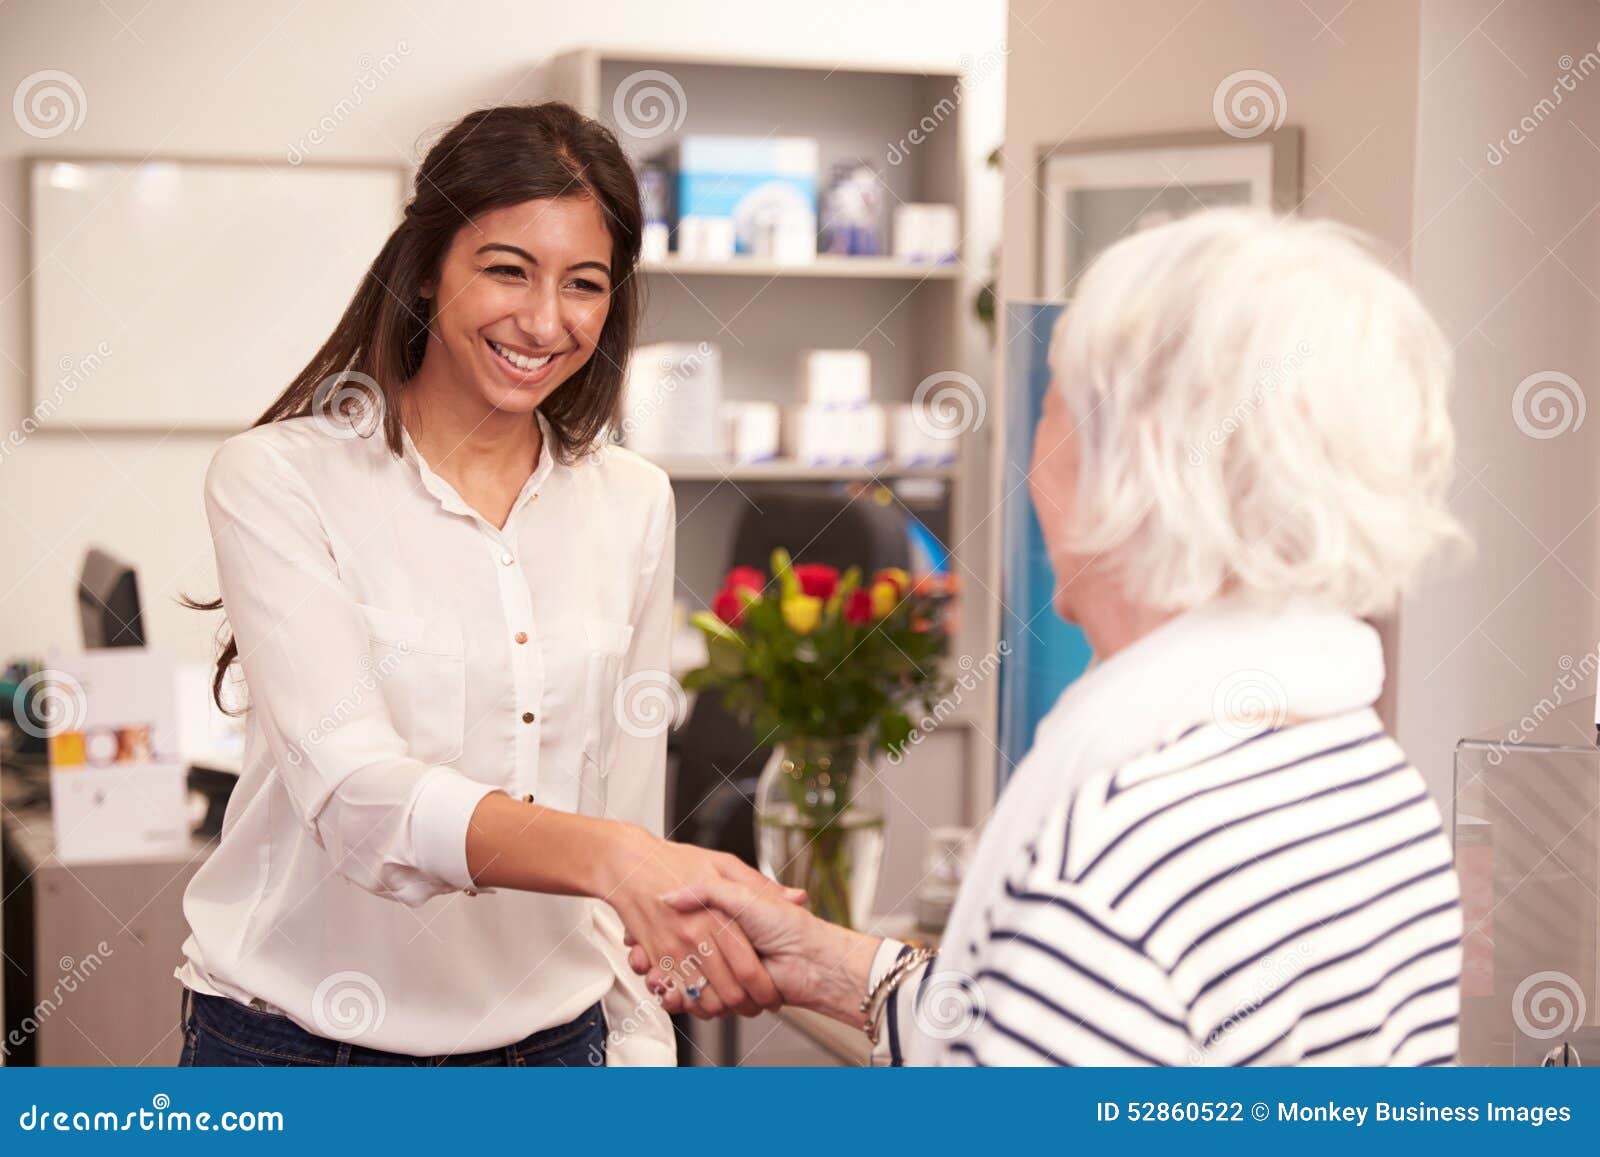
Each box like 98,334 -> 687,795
754,734 -> 886,931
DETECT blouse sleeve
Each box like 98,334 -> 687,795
204,434 -> 504,908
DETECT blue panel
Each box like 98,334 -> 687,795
997,301 -> 1093,792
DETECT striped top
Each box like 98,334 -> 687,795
877,707 -> 1462,1065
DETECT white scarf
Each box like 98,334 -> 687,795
911,594 -> 1386,1065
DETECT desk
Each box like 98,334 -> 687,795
1,767 -> 215,1065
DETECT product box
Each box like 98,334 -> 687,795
45,648 -> 190,863
799,349 -> 872,409
622,341 -> 725,460
674,135 -> 819,258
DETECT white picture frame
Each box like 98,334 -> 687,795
28,156 -> 405,431
1037,129 -> 1301,299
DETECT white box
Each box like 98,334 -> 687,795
43,648 -> 190,863
677,215 -> 736,262
723,401 -> 781,463
891,403 -> 959,466
50,762 -> 190,863
892,203 -> 960,264
781,403 -> 887,466
782,405 -> 835,466
799,349 -> 871,409
622,342 -> 724,460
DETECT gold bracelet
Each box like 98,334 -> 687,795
860,945 -> 937,1047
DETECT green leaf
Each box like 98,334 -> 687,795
689,609 -> 744,644
771,547 -> 799,601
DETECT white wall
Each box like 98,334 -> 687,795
1000,0 -> 1600,807
0,0 -> 1005,665
1397,0 -> 1600,802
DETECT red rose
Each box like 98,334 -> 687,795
712,588 -> 746,626
723,566 -> 765,596
792,563 -> 839,600
843,588 -> 874,625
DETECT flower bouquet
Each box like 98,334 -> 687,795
682,548 -> 955,928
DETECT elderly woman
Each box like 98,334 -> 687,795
639,209 -> 1466,1065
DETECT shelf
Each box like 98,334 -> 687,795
641,256 -> 961,281
652,459 -> 957,483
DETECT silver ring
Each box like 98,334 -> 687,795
685,983 -> 702,1002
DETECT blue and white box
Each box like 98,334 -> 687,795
675,135 -> 819,258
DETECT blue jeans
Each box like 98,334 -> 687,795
178,987 -> 606,1067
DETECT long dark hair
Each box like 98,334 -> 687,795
188,102 -> 644,710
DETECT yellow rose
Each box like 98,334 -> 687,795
869,579 -> 898,619
781,594 -> 822,635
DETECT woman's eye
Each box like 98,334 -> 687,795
568,278 -> 607,294
484,264 -> 525,279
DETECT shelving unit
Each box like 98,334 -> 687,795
519,47 -> 997,827
641,255 -> 961,280
653,460 -> 958,483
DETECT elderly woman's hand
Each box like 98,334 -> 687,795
625,874 -> 881,1028
598,829 -> 809,1020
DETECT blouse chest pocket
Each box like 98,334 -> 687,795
355,602 -> 466,768
575,617 -> 635,818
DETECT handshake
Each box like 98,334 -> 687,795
605,828 -> 879,1028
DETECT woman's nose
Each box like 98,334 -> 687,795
516,284 -> 563,348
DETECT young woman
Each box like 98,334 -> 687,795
175,103 -> 793,1067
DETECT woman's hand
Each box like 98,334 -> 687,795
625,874 -> 881,1029
596,825 -> 805,1020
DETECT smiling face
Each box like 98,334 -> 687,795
419,196 -> 615,416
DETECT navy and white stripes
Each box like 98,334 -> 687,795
881,707 -> 1461,1066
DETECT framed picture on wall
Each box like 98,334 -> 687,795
1036,128 -> 1301,298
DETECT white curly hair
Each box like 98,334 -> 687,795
1047,208 -> 1464,617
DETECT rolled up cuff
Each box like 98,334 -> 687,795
410,770 -> 504,892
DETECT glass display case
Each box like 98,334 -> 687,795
1455,695 -> 1599,1065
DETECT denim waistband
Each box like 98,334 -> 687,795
182,987 -> 605,1066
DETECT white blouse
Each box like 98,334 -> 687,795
174,407 -> 677,1063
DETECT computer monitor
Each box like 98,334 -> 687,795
79,548 -> 145,648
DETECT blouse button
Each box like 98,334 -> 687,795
500,551 -> 514,566
521,711 -> 536,724
514,631 -> 528,644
